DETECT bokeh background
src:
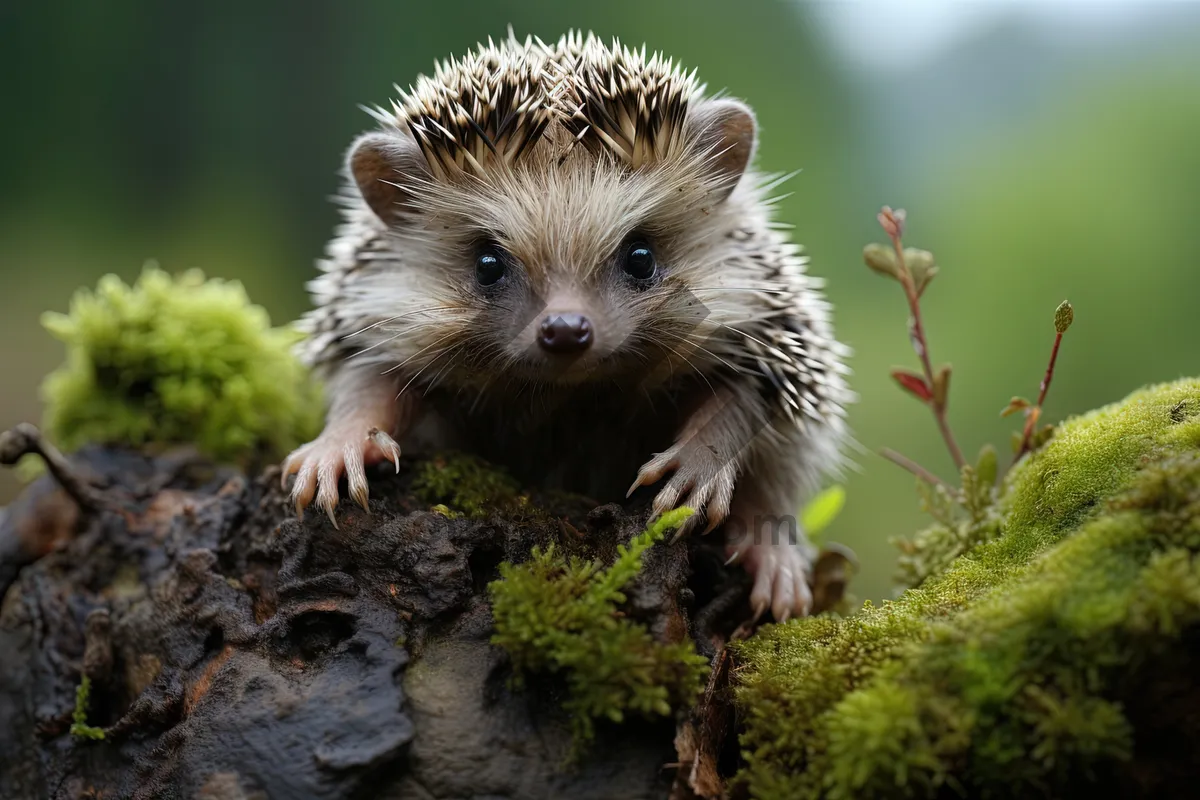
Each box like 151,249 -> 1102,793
2,0 -> 1198,601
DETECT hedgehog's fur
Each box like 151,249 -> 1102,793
286,30 -> 854,621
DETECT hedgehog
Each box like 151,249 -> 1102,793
282,31 -> 853,621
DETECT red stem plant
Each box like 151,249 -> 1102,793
865,206 -> 1074,494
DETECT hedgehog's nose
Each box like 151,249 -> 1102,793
538,313 -> 593,353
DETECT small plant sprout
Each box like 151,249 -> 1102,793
70,675 -> 105,741
864,207 -> 1075,514
1005,299 -> 1074,464
870,206 -> 964,471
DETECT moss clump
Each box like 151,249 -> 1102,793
70,675 -> 105,741
489,507 -> 709,751
36,264 -> 322,467
734,378 -> 1200,799
412,451 -> 525,518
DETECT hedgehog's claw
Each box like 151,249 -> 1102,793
291,459 -> 317,519
627,450 -> 679,498
315,457 -> 343,528
344,442 -> 370,513
632,440 -> 737,542
368,428 -> 401,474
282,424 -> 402,526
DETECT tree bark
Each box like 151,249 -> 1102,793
0,428 -> 851,800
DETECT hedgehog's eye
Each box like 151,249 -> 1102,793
622,241 -> 657,281
475,247 -> 507,287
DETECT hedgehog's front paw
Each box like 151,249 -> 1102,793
281,426 -> 401,528
628,442 -> 738,539
727,536 -> 813,623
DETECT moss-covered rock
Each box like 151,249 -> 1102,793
34,264 -> 322,468
733,378 -> 1200,799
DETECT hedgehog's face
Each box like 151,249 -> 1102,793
441,224 -> 688,386
348,84 -> 758,389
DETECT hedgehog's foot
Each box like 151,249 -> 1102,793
281,425 -> 400,528
723,505 -> 813,622
628,442 -> 738,539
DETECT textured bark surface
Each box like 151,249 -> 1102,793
0,433 -> 802,800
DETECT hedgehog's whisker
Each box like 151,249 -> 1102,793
346,330 -> 412,361
342,306 -> 471,342
661,329 -> 745,376
397,340 -> 463,399
380,330 -> 461,376
654,334 -> 717,397
688,286 -> 793,296
714,322 -> 771,350
422,342 -> 469,395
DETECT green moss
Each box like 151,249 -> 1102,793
412,451 -> 525,518
70,675 -> 105,741
734,378 -> 1200,799
489,507 -> 709,753
34,264 -> 322,468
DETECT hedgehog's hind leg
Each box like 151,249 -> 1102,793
723,482 -> 816,622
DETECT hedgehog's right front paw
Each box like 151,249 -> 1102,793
281,427 -> 401,528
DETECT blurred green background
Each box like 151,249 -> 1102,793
2,1 -> 1198,601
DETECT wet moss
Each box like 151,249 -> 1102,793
411,451 -> 526,519
734,378 -> 1200,799
489,507 -> 709,753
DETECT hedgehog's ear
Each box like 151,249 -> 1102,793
347,131 -> 429,224
689,99 -> 757,203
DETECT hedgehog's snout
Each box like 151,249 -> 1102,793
537,313 -> 593,353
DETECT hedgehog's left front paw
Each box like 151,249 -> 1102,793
281,426 -> 401,528
628,442 -> 738,538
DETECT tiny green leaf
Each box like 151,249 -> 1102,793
932,365 -> 951,409
976,444 -> 998,489
904,248 -> 938,297
1001,397 -> 1031,418
802,485 -> 847,537
863,243 -> 900,280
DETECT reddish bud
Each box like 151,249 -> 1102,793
878,206 -> 907,239
891,368 -> 933,403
